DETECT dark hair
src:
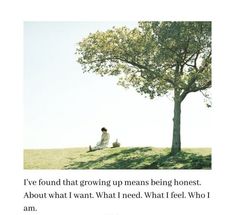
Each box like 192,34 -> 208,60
101,127 -> 107,132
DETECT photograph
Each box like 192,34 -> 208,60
24,21 -> 212,169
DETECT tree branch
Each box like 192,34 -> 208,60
189,81 -> 211,93
180,80 -> 211,101
89,55 -> 176,87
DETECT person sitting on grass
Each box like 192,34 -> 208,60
89,127 -> 110,151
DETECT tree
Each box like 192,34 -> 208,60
76,21 -> 211,155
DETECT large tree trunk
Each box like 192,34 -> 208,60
171,94 -> 182,155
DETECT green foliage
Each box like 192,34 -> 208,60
24,147 -> 211,169
76,21 -> 211,100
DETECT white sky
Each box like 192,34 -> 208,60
24,22 -> 212,149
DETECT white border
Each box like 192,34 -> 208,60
1,0 -> 235,214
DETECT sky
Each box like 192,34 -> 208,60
24,22 -> 212,149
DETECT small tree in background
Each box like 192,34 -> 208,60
76,21 -> 211,155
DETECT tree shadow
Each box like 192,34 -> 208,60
64,147 -> 156,169
145,151 -> 211,169
64,148 -> 211,170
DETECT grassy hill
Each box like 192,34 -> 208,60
24,147 -> 211,170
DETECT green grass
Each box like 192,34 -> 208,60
24,147 -> 211,170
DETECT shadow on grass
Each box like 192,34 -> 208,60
145,151 -> 211,169
64,147 -> 211,170
64,147 -> 155,169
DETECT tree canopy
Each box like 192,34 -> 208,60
76,21 -> 211,101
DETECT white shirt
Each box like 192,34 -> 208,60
100,132 -> 110,145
